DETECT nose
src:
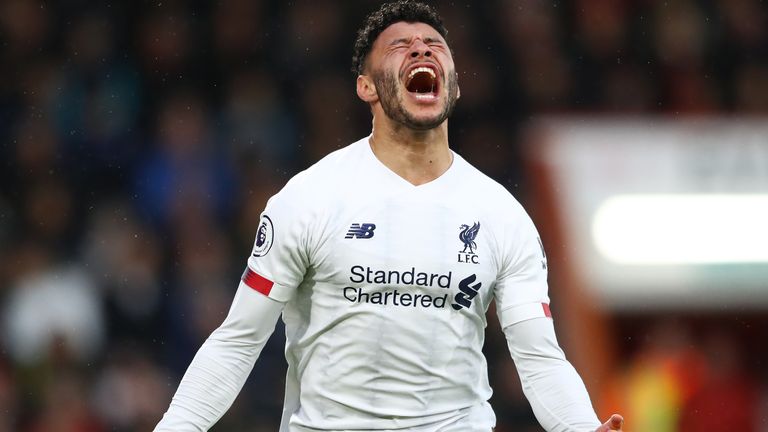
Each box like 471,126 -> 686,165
409,39 -> 432,58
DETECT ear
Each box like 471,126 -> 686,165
356,74 -> 378,103
456,71 -> 461,100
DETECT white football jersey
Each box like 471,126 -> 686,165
244,137 -> 551,431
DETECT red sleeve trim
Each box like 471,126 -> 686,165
542,303 -> 552,318
242,268 -> 274,296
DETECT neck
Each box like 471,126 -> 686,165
369,114 -> 453,186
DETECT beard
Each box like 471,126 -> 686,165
372,68 -> 459,130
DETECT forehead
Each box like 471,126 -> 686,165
373,21 -> 447,48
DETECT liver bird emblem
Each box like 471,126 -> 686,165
459,222 -> 481,254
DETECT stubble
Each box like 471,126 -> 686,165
372,69 -> 459,131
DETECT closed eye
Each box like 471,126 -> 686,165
390,38 -> 410,47
386,45 -> 409,55
424,37 -> 445,47
387,40 -> 410,52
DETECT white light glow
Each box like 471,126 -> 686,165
592,194 -> 768,265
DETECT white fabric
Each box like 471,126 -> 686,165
504,317 -> 601,432
155,282 -> 284,431
156,137 -> 597,431
3,265 -> 104,363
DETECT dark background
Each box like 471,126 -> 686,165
1,1 -> 767,431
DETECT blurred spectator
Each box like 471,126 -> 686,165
0,0 -> 50,59
456,121 -> 519,183
136,5 -> 193,90
163,220 -> 237,369
734,63 -> 768,112
278,0 -> 347,71
0,359 -> 17,432
599,321 -> 707,432
573,0 -> 629,62
22,179 -> 76,248
496,1 -> 572,111
52,11 -> 142,190
716,0 -> 767,53
133,91 -> 237,229
652,0 -> 710,69
92,347 -> 171,431
2,241 -> 104,365
26,370 -> 104,432
679,331 -> 761,431
9,118 -> 59,181
212,0 -> 268,66
221,68 -> 300,171
82,200 -> 163,340
600,65 -> 657,113
300,72 -> 362,162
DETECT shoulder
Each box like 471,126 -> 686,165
271,137 -> 369,205
452,152 -> 527,216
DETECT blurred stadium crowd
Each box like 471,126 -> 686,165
1,0 -> 767,431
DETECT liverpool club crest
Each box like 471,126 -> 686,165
458,222 -> 480,264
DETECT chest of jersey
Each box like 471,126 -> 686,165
308,191 -> 498,320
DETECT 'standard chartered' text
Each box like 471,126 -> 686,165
344,265 -> 451,308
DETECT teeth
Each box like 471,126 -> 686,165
408,66 -> 436,79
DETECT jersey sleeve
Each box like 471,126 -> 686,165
494,203 -> 552,329
504,317 -> 600,430
243,182 -> 311,303
154,284 -> 284,431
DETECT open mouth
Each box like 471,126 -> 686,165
405,66 -> 439,97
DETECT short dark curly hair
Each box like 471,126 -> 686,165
351,1 -> 449,76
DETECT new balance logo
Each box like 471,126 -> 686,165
345,223 -> 376,239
